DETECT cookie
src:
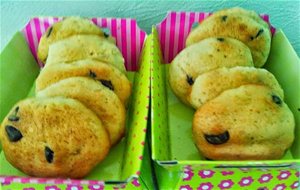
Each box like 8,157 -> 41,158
38,17 -> 115,63
215,7 -> 269,28
186,7 -> 271,67
193,85 -> 294,160
37,77 -> 126,145
46,34 -> 126,73
169,37 -> 253,105
189,67 -> 284,109
36,59 -> 131,104
0,97 -> 110,178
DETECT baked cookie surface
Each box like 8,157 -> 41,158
36,59 -> 131,104
186,7 -> 271,67
0,97 -> 110,178
193,85 -> 294,160
214,7 -> 269,28
169,37 -> 253,105
46,34 -> 125,73
37,77 -> 126,145
37,17 -> 114,63
189,67 -> 284,108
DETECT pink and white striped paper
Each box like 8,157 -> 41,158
157,12 -> 276,63
22,17 -> 147,71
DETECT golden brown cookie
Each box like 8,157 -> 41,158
186,7 -> 271,67
215,7 -> 269,28
193,85 -> 294,160
189,67 -> 284,109
169,37 -> 253,105
0,97 -> 110,178
36,59 -> 131,104
37,77 -> 126,145
37,17 -> 114,63
46,35 -> 126,73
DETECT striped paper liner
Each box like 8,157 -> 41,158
157,11 -> 276,63
22,17 -> 147,71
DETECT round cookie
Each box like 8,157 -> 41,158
189,67 -> 284,109
169,37 -> 253,105
37,77 -> 126,145
46,34 -> 126,73
0,97 -> 110,178
193,85 -> 295,160
38,16 -> 115,63
186,7 -> 271,67
214,7 -> 270,28
36,59 -> 131,104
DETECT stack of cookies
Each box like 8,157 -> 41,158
169,7 -> 295,160
0,17 -> 131,178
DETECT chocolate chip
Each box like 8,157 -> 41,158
14,106 -> 19,113
272,95 -> 282,105
8,115 -> 19,122
204,131 -> 229,145
217,38 -> 224,42
250,29 -> 264,41
45,146 -> 54,163
255,29 -> 264,38
8,106 -> 20,122
100,80 -> 114,91
46,27 -> 53,38
221,15 -> 228,22
5,125 -> 23,142
186,75 -> 194,85
103,32 -> 109,38
89,70 -> 97,78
